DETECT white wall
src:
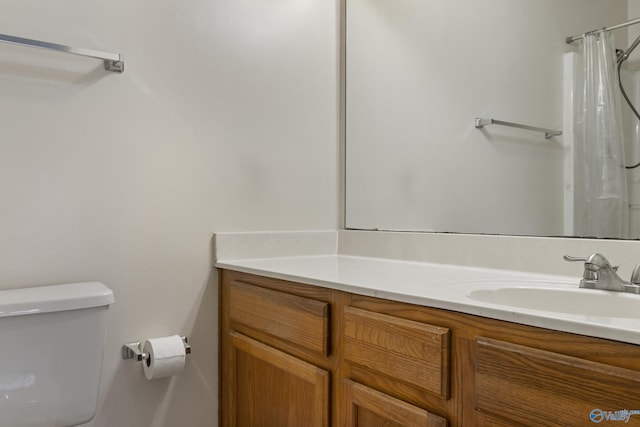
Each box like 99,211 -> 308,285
629,0 -> 640,53
0,0 -> 338,426
345,0 -> 628,236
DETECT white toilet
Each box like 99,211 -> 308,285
0,282 -> 115,427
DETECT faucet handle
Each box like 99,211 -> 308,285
563,255 -> 598,284
563,253 -> 611,269
563,255 -> 589,262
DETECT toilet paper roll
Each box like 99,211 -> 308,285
142,335 -> 186,380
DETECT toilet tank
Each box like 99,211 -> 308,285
0,282 -> 115,427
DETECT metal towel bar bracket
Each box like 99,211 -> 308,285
475,118 -> 562,139
122,336 -> 192,361
0,33 -> 124,73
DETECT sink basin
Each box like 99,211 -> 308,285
467,285 -> 640,318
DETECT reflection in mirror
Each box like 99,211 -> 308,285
345,0 -> 640,239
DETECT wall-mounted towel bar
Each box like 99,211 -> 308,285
474,118 -> 562,139
0,33 -> 124,73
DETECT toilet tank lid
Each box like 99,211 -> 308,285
0,282 -> 115,317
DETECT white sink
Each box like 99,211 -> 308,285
467,285 -> 640,318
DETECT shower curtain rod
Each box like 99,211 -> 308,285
566,17 -> 640,44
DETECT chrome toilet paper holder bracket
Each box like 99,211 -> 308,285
121,336 -> 192,361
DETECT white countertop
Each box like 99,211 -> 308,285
216,254 -> 640,345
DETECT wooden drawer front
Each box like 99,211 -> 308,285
229,281 -> 330,356
344,380 -> 448,427
475,337 -> 640,426
344,306 -> 450,399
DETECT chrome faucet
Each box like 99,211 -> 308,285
564,253 -> 640,294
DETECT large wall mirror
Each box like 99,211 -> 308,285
345,0 -> 640,239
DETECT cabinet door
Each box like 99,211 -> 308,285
225,332 -> 329,427
343,380 -> 448,427
474,337 -> 640,426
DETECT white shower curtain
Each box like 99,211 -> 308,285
574,31 -> 629,239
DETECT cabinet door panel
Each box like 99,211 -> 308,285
344,380 -> 448,427
229,332 -> 329,427
475,336 -> 640,426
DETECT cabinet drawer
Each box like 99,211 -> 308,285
344,306 -> 450,399
475,337 -> 640,426
228,281 -> 330,356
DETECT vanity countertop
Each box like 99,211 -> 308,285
216,254 -> 640,346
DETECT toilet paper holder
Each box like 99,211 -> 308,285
121,336 -> 192,361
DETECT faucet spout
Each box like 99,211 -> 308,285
586,265 -> 626,293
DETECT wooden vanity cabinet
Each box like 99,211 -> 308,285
220,270 -> 640,427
